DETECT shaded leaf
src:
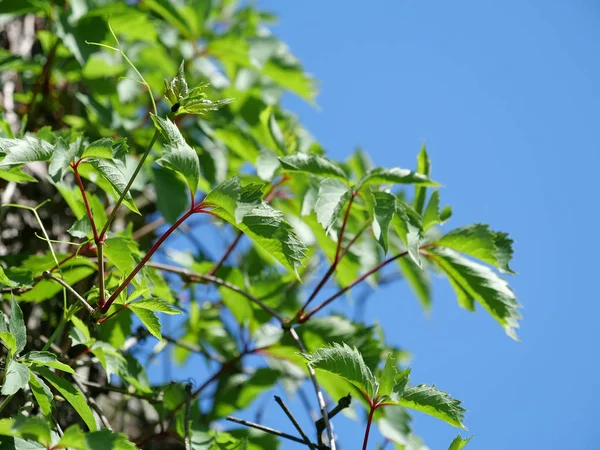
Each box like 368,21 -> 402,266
36,367 -> 97,431
28,372 -> 54,417
21,351 -> 75,374
392,201 -> 423,268
1,361 -> 30,395
153,165 -> 189,223
86,157 -> 140,214
129,307 -> 161,340
372,191 -> 396,254
10,297 -> 26,356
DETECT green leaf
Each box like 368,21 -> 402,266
48,137 -> 83,182
104,237 -> 141,277
85,157 -> 140,215
0,165 -> 37,183
422,190 -> 447,232
205,177 -> 306,276
372,191 -> 396,254
279,153 -> 347,181
0,416 -> 52,447
36,367 -> 97,431
392,201 -> 423,268
304,343 -> 378,400
436,224 -> 516,274
58,425 -> 137,450
152,115 -> 201,194
144,0 -> 194,39
449,435 -> 472,450
357,167 -> 438,191
128,298 -> 181,315
153,165 -> 189,223
314,178 -> 353,231
28,372 -> 54,417
0,311 -> 6,333
82,138 -> 129,161
10,297 -> 26,356
378,353 -> 399,397
164,60 -> 188,106
0,266 -> 16,288
214,128 -> 260,164
0,136 -> 53,168
1,361 -> 30,395
400,384 -> 466,429
256,148 -> 280,181
178,84 -> 233,116
413,144 -> 431,215
21,351 -> 75,374
129,307 -> 161,339
0,332 -> 17,356
426,247 -> 522,340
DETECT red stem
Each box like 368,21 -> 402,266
101,208 -> 196,313
362,405 -> 376,450
297,192 -> 358,317
300,251 -> 408,322
72,162 -> 99,242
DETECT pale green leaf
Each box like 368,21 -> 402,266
427,247 -> 521,340
279,153 -> 347,181
22,351 -> 75,374
256,148 -> 280,181
28,372 -> 54,417
164,60 -> 188,106
392,201 -> 423,268
152,115 -> 201,194
82,138 -> 128,161
436,224 -> 516,274
304,343 -> 379,400
357,167 -> 438,191
128,298 -> 181,315
36,367 -> 97,431
414,144 -> 431,215
10,297 -> 26,355
0,165 -> 37,183
1,361 -> 30,395
48,137 -> 83,182
314,178 -> 353,231
0,331 -> 16,356
449,435 -> 472,450
400,384 -> 466,429
0,136 -> 53,168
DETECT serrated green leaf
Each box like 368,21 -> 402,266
314,178 -> 353,231
82,138 -> 128,162
205,177 -> 306,276
58,425 -> 137,450
130,307 -> 161,339
449,435 -> 472,450
153,165 -> 189,223
392,201 -> 423,268
372,191 -> 396,254
0,416 -> 52,446
422,190 -> 444,231
22,351 -> 75,374
0,267 -> 15,287
0,136 -> 53,168
379,353 -> 399,397
10,297 -> 26,356
85,157 -> 140,215
0,165 -> 37,183
304,343 -> 378,400
357,167 -> 438,191
427,247 -> 521,339
36,367 -> 97,431
152,115 -> 201,194
178,84 -> 233,116
279,152 -> 347,181
1,361 -> 30,395
164,60 -> 188,106
28,372 -> 54,417
400,384 -> 466,429
436,224 -> 516,274
128,298 -> 181,315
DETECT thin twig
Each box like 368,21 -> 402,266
300,251 -> 409,323
209,230 -> 243,275
147,261 -> 285,322
274,395 -> 316,450
316,394 -> 352,441
41,271 -> 94,314
78,380 -> 160,403
288,327 -> 336,450
184,383 -> 192,450
226,416 -> 310,446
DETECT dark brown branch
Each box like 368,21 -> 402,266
274,395 -> 316,450
226,416 -> 312,446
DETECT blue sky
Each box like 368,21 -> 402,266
145,2 -> 600,449
248,1 -> 600,449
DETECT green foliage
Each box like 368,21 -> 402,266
0,1 -> 521,448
